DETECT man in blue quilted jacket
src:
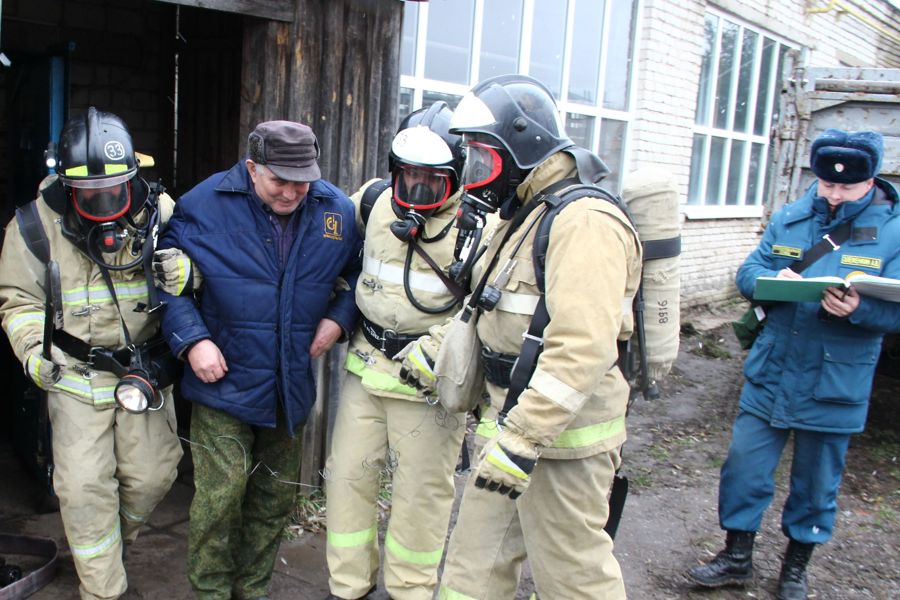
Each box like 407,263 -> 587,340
158,121 -> 362,600
686,129 -> 900,600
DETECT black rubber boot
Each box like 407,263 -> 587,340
685,530 -> 755,587
776,539 -> 815,600
323,585 -> 377,600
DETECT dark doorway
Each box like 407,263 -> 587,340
170,5 -> 243,197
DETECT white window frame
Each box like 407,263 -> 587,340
686,7 -> 796,219
399,0 -> 641,191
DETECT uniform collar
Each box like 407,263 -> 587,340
516,152 -> 578,207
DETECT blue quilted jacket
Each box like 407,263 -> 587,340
160,162 -> 361,433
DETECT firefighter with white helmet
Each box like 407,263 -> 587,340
0,107 -> 182,600
322,102 -> 467,600
401,75 -> 641,599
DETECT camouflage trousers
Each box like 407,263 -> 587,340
188,403 -> 302,600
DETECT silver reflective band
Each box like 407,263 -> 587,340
496,291 -> 540,315
362,255 -> 450,295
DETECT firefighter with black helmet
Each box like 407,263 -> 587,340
0,107 -> 182,600
402,75 -> 641,599
322,102 -> 467,600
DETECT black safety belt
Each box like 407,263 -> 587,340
790,221 -> 852,273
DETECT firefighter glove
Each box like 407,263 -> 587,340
395,335 -> 438,393
25,344 -> 67,390
473,425 -> 539,500
153,248 -> 198,296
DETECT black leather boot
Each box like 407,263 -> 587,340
685,530 -> 755,587
776,539 -> 815,600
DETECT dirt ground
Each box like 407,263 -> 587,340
601,303 -> 900,600
1,302 -> 897,599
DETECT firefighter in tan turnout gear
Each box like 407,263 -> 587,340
323,102 -> 467,600
402,75 -> 642,599
0,108 -> 182,600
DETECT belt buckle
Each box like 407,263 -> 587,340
380,329 -> 397,354
87,346 -> 105,367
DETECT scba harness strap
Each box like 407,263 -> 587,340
498,178 -> 683,424
14,189 -> 179,387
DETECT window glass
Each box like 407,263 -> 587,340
599,118 -> 626,192
688,134 -> 707,205
604,0 -> 635,110
770,45 -> 790,132
568,0 -> 605,105
424,0 -> 475,84
746,142 -> 764,205
725,140 -> 746,205
566,112 -> 595,150
422,90 -> 462,110
400,2 -> 419,76
480,0 -> 523,80
713,20 -> 738,130
706,136 -> 727,204
529,0 -> 568,99
695,14 -> 718,127
399,87 -> 413,118
733,29 -> 757,133
690,13 -> 792,208
753,38 -> 776,136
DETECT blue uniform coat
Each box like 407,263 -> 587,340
736,178 -> 900,433
160,162 -> 361,433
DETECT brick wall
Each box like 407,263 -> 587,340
631,0 -> 899,309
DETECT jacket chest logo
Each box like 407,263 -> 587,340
324,212 -> 343,240
841,255 -> 881,270
772,245 -> 803,260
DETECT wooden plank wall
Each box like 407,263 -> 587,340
239,0 -> 402,493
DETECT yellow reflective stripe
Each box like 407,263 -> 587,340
63,282 -> 149,305
407,346 -> 435,382
345,353 -> 417,396
92,386 -> 117,405
384,530 -> 444,566
65,165 -> 88,177
53,374 -> 94,399
486,446 -> 529,480
327,525 -> 377,549
550,415 -> 626,449
474,417 -> 499,440
476,416 -> 625,449
26,355 -> 46,387
438,585 -> 478,600
105,164 -> 128,175
70,523 -> 121,559
8,312 -> 44,335
176,256 -> 190,293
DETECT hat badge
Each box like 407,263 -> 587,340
834,162 -> 844,173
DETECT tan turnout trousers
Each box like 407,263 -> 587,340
48,389 -> 181,599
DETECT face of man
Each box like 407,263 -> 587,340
817,178 -> 874,209
247,161 -> 310,215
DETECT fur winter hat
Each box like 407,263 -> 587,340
810,128 -> 883,184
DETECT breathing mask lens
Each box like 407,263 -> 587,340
71,182 -> 132,222
393,166 -> 451,210
461,141 -> 502,191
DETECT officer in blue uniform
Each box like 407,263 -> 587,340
686,129 -> 900,600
